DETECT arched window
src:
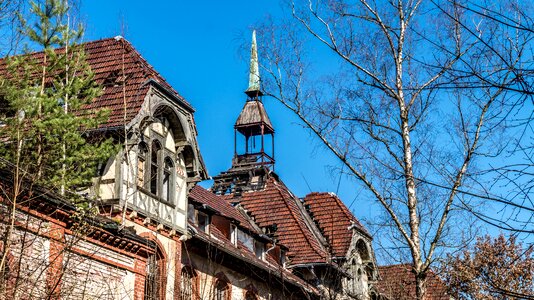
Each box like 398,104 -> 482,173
356,240 -> 370,261
213,279 -> 229,300
181,267 -> 196,300
144,243 -> 166,300
137,142 -> 148,187
162,157 -> 174,202
150,141 -> 162,195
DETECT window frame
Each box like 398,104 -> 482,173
137,142 -> 148,188
138,136 -> 177,206
162,156 -> 175,203
150,140 -> 162,195
254,240 -> 264,260
197,211 -> 209,233
144,243 -> 166,300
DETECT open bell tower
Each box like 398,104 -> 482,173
212,30 -> 275,195
234,30 -> 275,170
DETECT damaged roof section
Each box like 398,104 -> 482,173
186,185 -> 318,297
224,176 -> 331,265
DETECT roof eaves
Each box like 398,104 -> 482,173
144,78 -> 195,113
188,225 -> 319,296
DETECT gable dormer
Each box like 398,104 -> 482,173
85,38 -> 206,235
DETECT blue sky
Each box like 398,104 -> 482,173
78,1 -> 376,220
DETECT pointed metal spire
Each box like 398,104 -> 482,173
245,30 -> 263,98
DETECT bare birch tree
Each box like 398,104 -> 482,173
434,0 -> 534,234
255,0 -> 533,298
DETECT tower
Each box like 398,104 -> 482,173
213,30 -> 275,194
234,30 -> 275,169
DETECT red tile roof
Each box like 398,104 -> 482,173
227,177 -> 329,265
0,37 -> 192,128
376,264 -> 450,300
189,185 -> 257,233
304,192 -> 369,258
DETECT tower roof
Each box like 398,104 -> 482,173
244,30 -> 263,97
234,100 -> 274,135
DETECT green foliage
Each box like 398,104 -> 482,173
0,0 -> 114,197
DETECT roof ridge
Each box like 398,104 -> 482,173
378,263 -> 413,268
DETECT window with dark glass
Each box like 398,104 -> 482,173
150,141 -> 161,195
0,96 -> 16,125
162,157 -> 173,202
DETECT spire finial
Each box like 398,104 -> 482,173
245,30 -> 263,98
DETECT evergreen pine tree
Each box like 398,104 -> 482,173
0,0 -> 114,198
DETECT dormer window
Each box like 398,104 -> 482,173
280,250 -> 286,266
254,240 -> 264,260
138,139 -> 177,204
230,225 -> 237,245
197,211 -> 209,232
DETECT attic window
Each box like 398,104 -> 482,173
254,240 -> 264,260
280,250 -> 286,266
197,212 -> 209,232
